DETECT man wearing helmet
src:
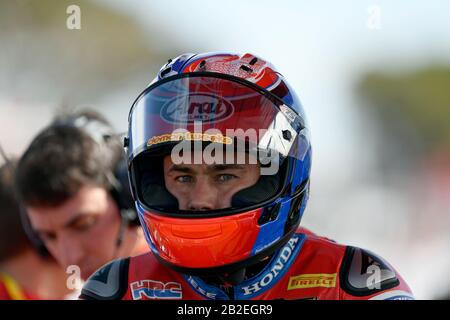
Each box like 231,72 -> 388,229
80,53 -> 414,300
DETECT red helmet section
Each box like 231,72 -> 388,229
141,209 -> 263,268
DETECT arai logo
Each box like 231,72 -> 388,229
160,93 -> 234,124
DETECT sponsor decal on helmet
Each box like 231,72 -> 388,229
131,280 -> 182,300
287,273 -> 337,290
147,131 -> 232,147
161,93 -> 234,124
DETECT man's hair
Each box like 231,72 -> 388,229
0,160 -> 31,262
15,109 -> 124,207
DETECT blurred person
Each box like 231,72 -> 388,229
81,52 -> 414,300
0,158 -> 70,300
15,110 -> 148,281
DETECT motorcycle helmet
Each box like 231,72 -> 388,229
126,52 -> 312,277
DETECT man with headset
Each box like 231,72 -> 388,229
15,110 -> 148,282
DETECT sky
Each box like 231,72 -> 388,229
96,0 -> 450,179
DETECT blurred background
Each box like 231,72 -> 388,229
0,0 -> 449,299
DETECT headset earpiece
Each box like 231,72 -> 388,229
109,159 -> 140,226
19,206 -> 51,258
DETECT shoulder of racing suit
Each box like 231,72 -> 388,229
295,228 -> 414,300
339,246 -> 414,300
79,257 -> 130,300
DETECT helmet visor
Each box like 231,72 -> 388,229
128,73 -> 309,215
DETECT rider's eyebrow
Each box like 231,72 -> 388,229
167,164 -> 246,174
209,164 -> 246,172
167,165 -> 195,174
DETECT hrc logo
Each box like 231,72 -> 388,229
131,280 -> 182,300
288,273 -> 337,290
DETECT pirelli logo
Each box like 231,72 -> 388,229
288,273 -> 337,290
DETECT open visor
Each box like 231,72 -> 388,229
128,73 -> 309,215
